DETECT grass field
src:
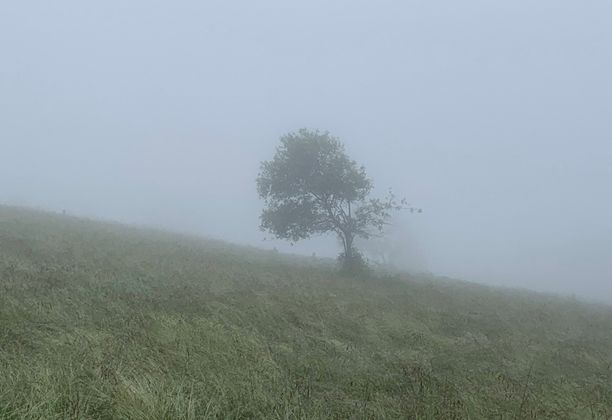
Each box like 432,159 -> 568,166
0,205 -> 611,419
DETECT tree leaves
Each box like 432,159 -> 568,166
257,129 -> 406,264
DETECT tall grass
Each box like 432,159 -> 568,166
1,206 -> 611,419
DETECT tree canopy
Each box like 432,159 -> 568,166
257,129 -> 408,270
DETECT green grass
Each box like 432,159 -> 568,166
0,205 -> 611,419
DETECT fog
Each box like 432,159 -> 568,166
1,1 -> 611,302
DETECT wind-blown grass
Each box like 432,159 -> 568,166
0,206 -> 610,419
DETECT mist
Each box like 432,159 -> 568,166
1,1 -> 611,302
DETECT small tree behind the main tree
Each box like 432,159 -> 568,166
257,129 -> 411,271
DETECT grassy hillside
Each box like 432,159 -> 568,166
0,206 -> 610,419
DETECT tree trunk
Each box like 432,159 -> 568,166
346,235 -> 353,257
344,232 -> 354,267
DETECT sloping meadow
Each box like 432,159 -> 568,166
1,206 -> 611,419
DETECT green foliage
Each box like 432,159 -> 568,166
337,248 -> 370,276
257,129 -> 404,269
1,206 -> 611,419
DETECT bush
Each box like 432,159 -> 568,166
338,248 -> 370,275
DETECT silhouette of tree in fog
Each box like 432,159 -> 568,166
257,129 -> 417,271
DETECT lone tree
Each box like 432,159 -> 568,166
257,129 -> 412,270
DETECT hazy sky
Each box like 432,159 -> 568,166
1,1 -> 611,301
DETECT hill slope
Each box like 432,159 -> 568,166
0,206 -> 610,419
